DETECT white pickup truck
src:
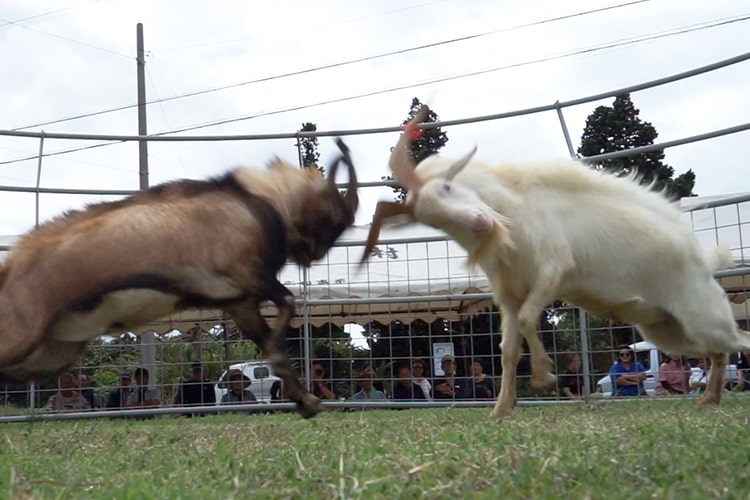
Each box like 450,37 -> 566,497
596,341 -> 738,397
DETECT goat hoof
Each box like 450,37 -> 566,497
696,392 -> 721,406
296,394 -> 325,419
490,405 -> 513,419
531,372 -> 557,390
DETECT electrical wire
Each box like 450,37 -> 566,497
11,0 -> 651,131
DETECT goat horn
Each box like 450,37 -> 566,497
360,201 -> 414,264
444,145 -> 478,181
334,138 -> 359,212
389,105 -> 430,194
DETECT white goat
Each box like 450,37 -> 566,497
0,139 -> 359,419
363,106 -> 750,418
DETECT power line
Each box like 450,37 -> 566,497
1,19 -> 746,168
0,0 -> 102,29
146,14 -> 750,135
0,17 -> 133,60
11,0 -> 650,131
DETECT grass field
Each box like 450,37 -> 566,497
2,397 -> 750,499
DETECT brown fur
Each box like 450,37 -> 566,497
0,140 -> 358,419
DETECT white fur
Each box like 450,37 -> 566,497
408,154 -> 750,417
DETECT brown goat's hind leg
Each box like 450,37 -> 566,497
697,352 -> 726,406
226,295 -> 323,419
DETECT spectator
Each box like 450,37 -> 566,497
411,359 -> 432,400
350,367 -> 386,400
311,361 -> 337,400
270,379 -> 285,402
358,363 -> 386,393
433,355 -> 466,400
45,372 -> 91,412
392,365 -> 426,401
733,351 -> 750,391
609,345 -> 647,397
174,363 -> 216,417
656,354 -> 691,395
75,373 -> 101,409
106,372 -> 132,410
126,367 -> 162,417
465,359 -> 496,400
689,357 -> 711,394
220,369 -> 258,409
560,354 -> 584,399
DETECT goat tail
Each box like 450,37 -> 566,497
705,246 -> 735,272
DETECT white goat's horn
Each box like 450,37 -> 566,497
388,105 -> 430,194
444,145 -> 478,181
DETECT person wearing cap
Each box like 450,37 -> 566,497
105,371 -> 132,410
126,367 -> 162,411
220,369 -> 258,410
174,362 -> 216,417
433,355 -> 466,400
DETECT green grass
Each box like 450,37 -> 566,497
2,398 -> 750,499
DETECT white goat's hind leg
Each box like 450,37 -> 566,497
491,308 -> 522,418
698,352 -> 727,406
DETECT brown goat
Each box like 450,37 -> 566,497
0,139 -> 358,419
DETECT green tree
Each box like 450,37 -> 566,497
383,97 -> 449,203
297,122 -> 323,175
578,94 -> 695,199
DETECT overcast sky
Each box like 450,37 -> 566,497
0,0 -> 748,236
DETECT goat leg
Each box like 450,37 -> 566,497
697,352 -> 727,405
226,291 -> 324,419
491,307 -> 521,418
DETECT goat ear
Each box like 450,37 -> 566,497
444,146 -> 477,181
360,201 -> 415,265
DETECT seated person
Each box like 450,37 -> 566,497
126,367 -> 162,419
410,359 -> 432,400
656,355 -> 691,395
350,367 -> 386,400
106,372 -> 132,410
45,372 -> 91,412
311,361 -> 337,400
220,369 -> 258,408
174,363 -> 216,417
392,365 -> 426,401
465,359 -> 495,400
560,354 -> 583,399
689,357 -> 711,394
733,351 -> 750,391
609,346 -> 646,397
433,355 -> 466,400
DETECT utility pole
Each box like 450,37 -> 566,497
136,23 -> 156,387
136,23 -> 149,190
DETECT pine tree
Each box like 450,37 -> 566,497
298,122 -> 323,175
578,94 -> 695,199
383,97 -> 449,203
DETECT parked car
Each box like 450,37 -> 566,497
214,361 -> 281,404
596,341 -> 738,397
